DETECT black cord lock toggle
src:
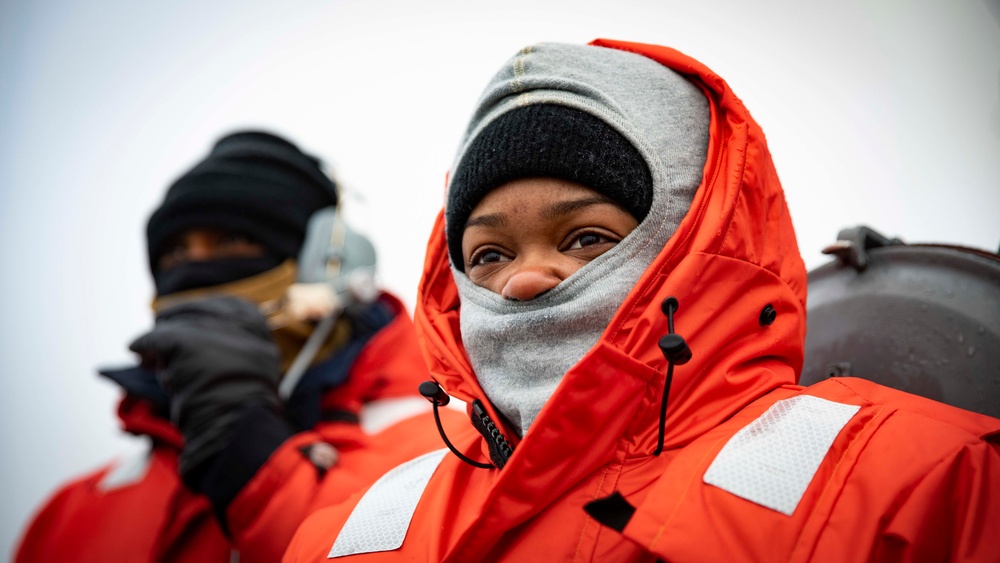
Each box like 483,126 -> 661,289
658,297 -> 692,365
653,296 -> 692,456
658,334 -> 692,365
418,380 -> 493,469
419,380 -> 451,406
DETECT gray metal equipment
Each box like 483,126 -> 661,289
297,206 -> 378,289
278,207 -> 379,399
801,226 -> 1000,418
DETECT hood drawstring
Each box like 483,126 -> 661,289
583,296 -> 694,531
654,296 -> 692,456
419,381 -> 495,469
419,295 -> 690,467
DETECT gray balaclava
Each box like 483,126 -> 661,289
448,43 -> 710,437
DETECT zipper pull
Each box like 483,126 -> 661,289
471,400 -> 514,469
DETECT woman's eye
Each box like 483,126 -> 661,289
568,232 -> 616,250
470,249 -> 508,267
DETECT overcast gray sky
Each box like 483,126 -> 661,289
2,0 -> 998,556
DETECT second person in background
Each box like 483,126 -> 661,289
15,131 -> 465,563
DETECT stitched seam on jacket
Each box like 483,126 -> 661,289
659,83 -> 725,270
609,86 -> 727,344
607,272 -> 665,344
574,463 -> 615,562
715,126 -> 749,256
829,377 -> 995,439
648,434 -> 728,550
787,404 -> 885,563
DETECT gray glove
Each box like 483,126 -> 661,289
129,296 -> 282,480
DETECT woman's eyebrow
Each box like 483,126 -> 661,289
465,212 -> 508,229
542,196 -> 618,219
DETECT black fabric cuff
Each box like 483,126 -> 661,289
194,404 -> 296,527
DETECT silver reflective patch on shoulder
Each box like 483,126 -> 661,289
359,397 -> 433,435
329,448 -> 448,558
98,443 -> 153,491
703,395 -> 860,516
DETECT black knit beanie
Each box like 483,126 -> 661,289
146,131 -> 338,275
446,104 -> 653,271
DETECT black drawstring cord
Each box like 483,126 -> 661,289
584,297 -> 692,534
654,297 -> 692,456
419,381 -> 494,469
419,297 -> 692,464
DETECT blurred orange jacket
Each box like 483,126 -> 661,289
15,293 -> 463,563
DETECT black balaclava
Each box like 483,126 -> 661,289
146,131 -> 338,295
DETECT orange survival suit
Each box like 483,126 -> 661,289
284,40 -> 1000,562
15,293 -> 465,563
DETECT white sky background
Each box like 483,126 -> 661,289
1,0 -> 998,555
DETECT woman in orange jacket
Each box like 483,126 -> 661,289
285,40 -> 1000,562
15,131 -> 464,563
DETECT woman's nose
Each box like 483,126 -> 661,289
501,268 -> 562,301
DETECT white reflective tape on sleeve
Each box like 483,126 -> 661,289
98,442 -> 153,491
329,448 -> 448,558
359,397 -> 433,435
703,395 -> 860,516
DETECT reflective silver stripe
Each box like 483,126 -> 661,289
359,397 -> 433,435
98,441 -> 153,491
703,395 -> 860,515
328,448 -> 448,558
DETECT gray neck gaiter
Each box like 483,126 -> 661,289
452,43 -> 710,437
